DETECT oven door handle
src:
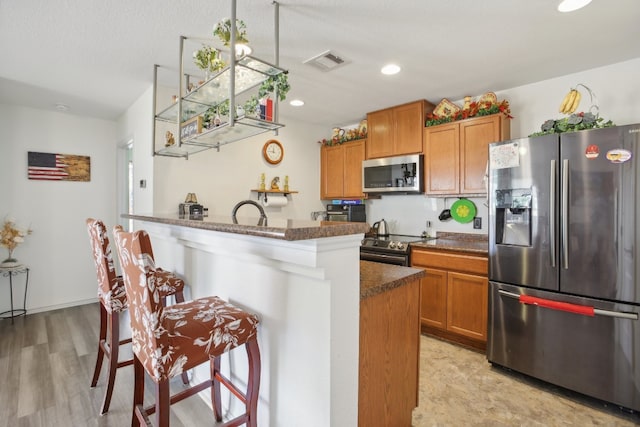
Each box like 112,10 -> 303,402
360,251 -> 409,266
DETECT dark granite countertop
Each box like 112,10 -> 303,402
360,260 -> 425,300
410,232 -> 488,255
123,213 -> 370,241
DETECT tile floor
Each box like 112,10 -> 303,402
413,335 -> 640,426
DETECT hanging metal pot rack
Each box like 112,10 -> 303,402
152,0 -> 287,159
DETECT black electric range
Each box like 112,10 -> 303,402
360,234 -> 436,266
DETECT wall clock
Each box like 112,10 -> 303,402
263,139 -> 284,164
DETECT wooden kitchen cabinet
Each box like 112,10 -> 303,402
411,248 -> 488,350
320,139 -> 365,199
366,100 -> 435,159
424,113 -> 510,196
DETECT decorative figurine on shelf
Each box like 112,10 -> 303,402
165,131 -> 175,147
185,193 -> 198,203
270,176 -> 280,190
259,173 -> 266,191
463,95 -> 472,111
284,175 -> 289,192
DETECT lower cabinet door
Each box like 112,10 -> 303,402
420,268 -> 448,330
446,272 -> 488,341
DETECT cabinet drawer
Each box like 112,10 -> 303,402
412,250 -> 487,275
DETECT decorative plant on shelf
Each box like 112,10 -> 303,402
317,127 -> 368,146
258,73 -> 290,102
240,72 -> 291,119
243,96 -> 260,117
213,18 -> 249,46
425,99 -> 512,127
529,112 -> 614,137
193,45 -> 226,75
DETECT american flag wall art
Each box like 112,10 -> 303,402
27,151 -> 91,181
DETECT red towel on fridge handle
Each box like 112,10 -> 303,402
519,294 -> 595,316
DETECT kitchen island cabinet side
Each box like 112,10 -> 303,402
359,274 -> 421,426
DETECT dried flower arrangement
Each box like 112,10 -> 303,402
0,217 -> 32,263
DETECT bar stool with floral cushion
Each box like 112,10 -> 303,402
85,218 -> 189,415
112,226 -> 261,427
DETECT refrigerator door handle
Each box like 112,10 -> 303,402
550,159 -> 556,268
561,159 -> 569,269
497,290 -> 639,320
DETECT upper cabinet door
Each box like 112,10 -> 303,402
460,115 -> 502,194
394,102 -> 425,155
366,109 -> 394,159
321,144 -> 345,199
342,139 -> 365,198
366,100 -> 434,159
424,123 -> 460,195
424,113 -> 510,196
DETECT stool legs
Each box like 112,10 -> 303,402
132,336 -> 261,427
90,303 -> 108,389
212,356 -> 222,422
211,336 -> 261,427
132,356 -> 146,427
90,303 -> 133,414
174,290 -> 190,386
102,311 -> 121,415
245,337 -> 261,427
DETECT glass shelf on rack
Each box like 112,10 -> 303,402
156,56 -> 286,124
154,143 -> 212,159
181,115 -> 284,149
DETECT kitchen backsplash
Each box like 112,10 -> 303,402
365,194 -> 488,236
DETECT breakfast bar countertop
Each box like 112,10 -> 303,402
123,213 -> 370,241
360,260 -> 425,300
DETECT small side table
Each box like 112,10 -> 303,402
0,264 -> 29,324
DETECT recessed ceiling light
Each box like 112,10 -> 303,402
290,99 -> 305,107
381,64 -> 401,75
55,103 -> 70,112
558,0 -> 592,12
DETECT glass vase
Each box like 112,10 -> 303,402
1,248 -> 17,266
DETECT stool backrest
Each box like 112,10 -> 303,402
86,218 -> 126,311
112,226 -> 167,371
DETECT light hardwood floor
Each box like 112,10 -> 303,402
1,303 -> 639,426
0,304 -> 213,427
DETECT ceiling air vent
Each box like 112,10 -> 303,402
303,50 -> 348,72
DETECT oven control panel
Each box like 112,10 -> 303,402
361,237 -> 410,253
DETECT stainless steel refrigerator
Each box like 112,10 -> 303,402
487,124 -> 640,411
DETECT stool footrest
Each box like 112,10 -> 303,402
144,379 -> 214,416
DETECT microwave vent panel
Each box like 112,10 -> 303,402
303,50 -> 349,72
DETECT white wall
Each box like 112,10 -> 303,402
152,120 -> 327,219
117,85 -> 155,216
0,105 -> 117,313
367,58 -> 640,236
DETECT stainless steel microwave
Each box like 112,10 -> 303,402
362,154 -> 423,194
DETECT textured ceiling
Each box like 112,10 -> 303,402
1,0 -> 639,129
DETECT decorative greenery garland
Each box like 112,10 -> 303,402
529,112 -> 615,136
425,100 -> 512,127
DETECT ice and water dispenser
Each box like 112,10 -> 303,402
494,188 -> 532,246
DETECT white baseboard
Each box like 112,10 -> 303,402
26,297 -> 99,314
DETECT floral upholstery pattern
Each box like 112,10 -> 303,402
86,218 -> 185,313
113,227 -> 259,382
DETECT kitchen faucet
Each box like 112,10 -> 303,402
231,200 -> 267,226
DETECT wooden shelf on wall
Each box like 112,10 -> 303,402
251,189 -> 298,195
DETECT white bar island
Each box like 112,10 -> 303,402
123,213 -> 370,427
